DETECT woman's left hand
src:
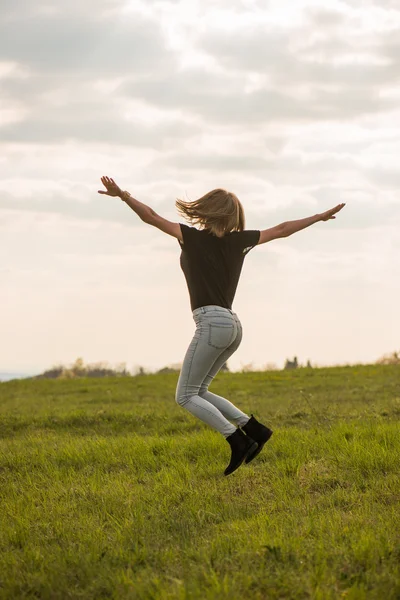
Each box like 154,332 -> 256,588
98,176 -> 122,197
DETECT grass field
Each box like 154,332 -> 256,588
0,364 -> 399,599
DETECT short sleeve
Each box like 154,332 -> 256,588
178,223 -> 200,249
236,230 -> 260,255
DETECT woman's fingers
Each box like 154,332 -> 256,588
322,203 -> 345,220
100,175 -> 117,188
330,203 -> 345,215
99,176 -> 111,195
100,176 -> 111,189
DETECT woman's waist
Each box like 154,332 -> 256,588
192,305 -> 238,319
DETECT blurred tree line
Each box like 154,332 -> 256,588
34,357 -> 130,379
375,351 -> 400,365
34,359 -> 228,379
33,350 -> 399,379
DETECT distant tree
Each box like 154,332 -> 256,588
157,366 -> 178,374
36,365 -> 64,379
133,366 -> 147,376
71,357 -> 85,377
157,361 -> 227,375
156,362 -> 182,374
115,362 -> 129,376
284,356 -> 298,370
376,351 -> 400,365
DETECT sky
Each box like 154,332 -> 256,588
1,0 -> 399,375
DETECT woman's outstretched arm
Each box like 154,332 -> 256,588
258,203 -> 345,245
98,176 -> 182,241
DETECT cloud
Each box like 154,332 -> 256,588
309,186 -> 400,228
0,0 -> 128,20
1,0 -> 399,149
305,8 -> 347,28
340,0 -> 400,9
0,184 -> 182,227
0,104 -> 199,146
113,11 -> 400,126
0,11 -> 175,75
364,166 -> 400,189
144,149 -> 364,184
0,191 -> 136,226
121,68 -> 397,124
0,3 -> 198,147
199,24 -> 400,86
0,67 -> 200,146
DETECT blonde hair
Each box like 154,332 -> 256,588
175,188 -> 245,238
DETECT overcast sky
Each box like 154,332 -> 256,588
1,0 -> 399,375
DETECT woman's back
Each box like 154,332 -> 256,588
178,224 -> 260,311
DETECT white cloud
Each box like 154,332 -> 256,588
0,11 -> 175,73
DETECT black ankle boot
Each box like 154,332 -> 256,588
241,414 -> 273,464
224,428 -> 258,476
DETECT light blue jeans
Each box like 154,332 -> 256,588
175,305 -> 250,438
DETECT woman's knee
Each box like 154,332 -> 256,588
175,385 -> 190,407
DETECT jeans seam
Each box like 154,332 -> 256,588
180,336 -> 199,407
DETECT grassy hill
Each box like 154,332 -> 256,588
0,364 -> 399,599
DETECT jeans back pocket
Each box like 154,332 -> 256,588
208,322 -> 235,349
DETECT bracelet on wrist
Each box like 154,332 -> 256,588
121,190 -> 131,201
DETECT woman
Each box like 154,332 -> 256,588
98,176 -> 345,476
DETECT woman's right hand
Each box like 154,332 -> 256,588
319,203 -> 346,221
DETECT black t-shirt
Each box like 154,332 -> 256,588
178,224 -> 260,311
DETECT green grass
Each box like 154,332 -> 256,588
0,364 -> 399,599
